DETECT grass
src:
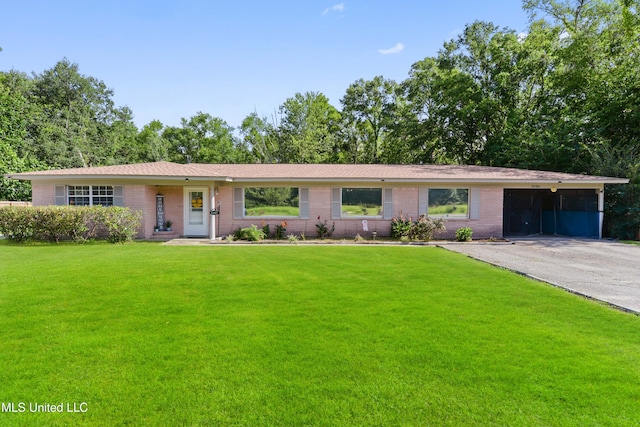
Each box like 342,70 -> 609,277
1,243 -> 639,426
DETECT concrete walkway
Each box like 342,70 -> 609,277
439,238 -> 640,314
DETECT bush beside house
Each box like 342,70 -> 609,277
0,206 -> 142,243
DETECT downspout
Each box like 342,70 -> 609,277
598,187 -> 605,239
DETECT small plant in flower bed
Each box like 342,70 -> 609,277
275,222 -> 287,239
455,227 -> 473,242
233,225 -> 266,241
391,214 -> 446,241
315,216 -> 335,239
390,214 -> 412,238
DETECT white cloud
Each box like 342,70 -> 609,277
378,42 -> 405,55
322,3 -> 344,15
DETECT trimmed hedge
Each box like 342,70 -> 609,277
0,206 -> 142,243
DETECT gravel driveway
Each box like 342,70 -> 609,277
439,238 -> 640,314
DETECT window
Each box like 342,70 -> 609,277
341,188 -> 382,217
66,185 -> 117,206
244,187 -> 299,217
92,186 -> 115,206
428,188 -> 469,218
68,186 -> 91,206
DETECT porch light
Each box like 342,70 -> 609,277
551,186 -> 557,193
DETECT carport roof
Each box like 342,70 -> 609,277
6,161 -> 629,184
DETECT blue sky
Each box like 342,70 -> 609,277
1,1 -> 529,130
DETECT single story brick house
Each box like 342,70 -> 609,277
6,161 -> 628,240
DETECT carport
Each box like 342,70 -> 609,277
503,189 -> 600,238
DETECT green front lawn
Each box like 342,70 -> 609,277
0,243 -> 638,426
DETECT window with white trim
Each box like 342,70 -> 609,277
428,188 -> 469,218
244,187 -> 299,217
66,185 -> 116,206
233,187 -> 309,219
341,188 -> 383,217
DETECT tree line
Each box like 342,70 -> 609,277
1,0 -> 638,237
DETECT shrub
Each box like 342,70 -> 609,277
0,206 -> 141,243
455,227 -> 473,242
391,214 -> 446,241
234,225 -> 266,241
101,207 -> 143,243
316,217 -> 335,239
275,222 -> 287,240
0,206 -> 34,243
409,215 -> 446,241
390,215 -> 412,239
33,206 -> 88,242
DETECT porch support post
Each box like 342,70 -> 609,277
210,185 -> 216,241
598,187 -> 605,239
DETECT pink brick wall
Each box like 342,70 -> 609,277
32,184 -> 55,206
436,187 -> 503,239
29,183 -> 505,240
125,185 -> 185,239
216,185 -> 504,240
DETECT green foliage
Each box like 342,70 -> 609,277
455,227 -> 474,242
0,206 -> 34,242
409,214 -> 447,241
276,91 -> 341,163
32,206 -> 88,242
0,206 -> 141,243
163,112 -> 243,164
315,217 -> 335,239
233,224 -> 266,241
275,222 -> 287,240
391,214 -> 446,241
340,76 -> 399,164
390,215 -> 413,238
101,207 -> 143,243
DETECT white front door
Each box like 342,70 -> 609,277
184,187 -> 209,236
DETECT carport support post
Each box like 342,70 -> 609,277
598,187 -> 605,239
210,186 -> 216,242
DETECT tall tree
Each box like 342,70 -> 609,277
240,112 -> 279,163
30,58 -> 122,168
135,120 -> 170,162
0,74 -> 38,200
276,92 -> 341,163
163,112 -> 240,164
340,76 -> 399,164
402,22 -> 526,165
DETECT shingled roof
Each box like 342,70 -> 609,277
6,161 -> 628,184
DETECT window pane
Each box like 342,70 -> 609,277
244,188 -> 299,217
428,189 -> 469,218
189,191 -> 204,224
341,188 -> 382,217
